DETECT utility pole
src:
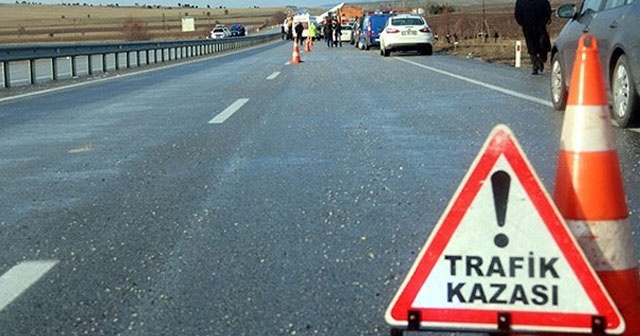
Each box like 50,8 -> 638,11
482,0 -> 486,33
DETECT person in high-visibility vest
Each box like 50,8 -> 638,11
308,22 -> 317,44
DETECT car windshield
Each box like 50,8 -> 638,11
391,18 -> 424,25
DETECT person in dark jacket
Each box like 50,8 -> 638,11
323,21 -> 333,47
515,0 -> 552,75
286,19 -> 293,41
294,21 -> 304,45
332,21 -> 342,47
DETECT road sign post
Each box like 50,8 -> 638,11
385,125 -> 624,335
515,41 -> 522,68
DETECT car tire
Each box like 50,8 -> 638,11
420,45 -> 433,56
611,54 -> 640,128
550,53 -> 568,111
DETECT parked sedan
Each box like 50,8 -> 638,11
210,25 -> 230,39
550,0 -> 640,128
379,14 -> 434,56
229,23 -> 246,37
339,24 -> 353,42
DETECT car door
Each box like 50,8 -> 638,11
588,0 -> 636,86
557,0 -> 606,81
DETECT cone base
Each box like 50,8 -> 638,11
599,268 -> 640,335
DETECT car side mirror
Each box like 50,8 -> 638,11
556,4 -> 577,19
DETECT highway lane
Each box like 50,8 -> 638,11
0,40 -> 639,335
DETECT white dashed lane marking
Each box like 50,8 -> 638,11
208,98 -> 250,124
0,260 -> 58,311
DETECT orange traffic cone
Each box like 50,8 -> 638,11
305,37 -> 311,52
554,34 -> 640,334
290,38 -> 302,64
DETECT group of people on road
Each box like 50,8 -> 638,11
322,19 -> 343,48
280,17 -> 320,46
281,14 -> 346,49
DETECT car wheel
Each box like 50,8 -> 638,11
611,54 -> 640,128
420,45 -> 433,56
550,53 -> 568,111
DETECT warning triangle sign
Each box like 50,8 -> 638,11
385,125 -> 624,334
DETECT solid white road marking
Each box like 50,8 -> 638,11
267,72 -> 280,80
0,260 -> 58,311
209,98 -> 250,124
397,57 -> 553,107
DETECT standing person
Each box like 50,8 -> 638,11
515,0 -> 552,75
294,21 -> 304,45
308,22 -> 317,44
333,21 -> 342,47
323,21 -> 333,47
286,17 -> 293,41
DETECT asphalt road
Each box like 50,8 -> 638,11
1,39 -> 640,335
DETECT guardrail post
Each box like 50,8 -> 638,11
51,58 -> 58,81
87,55 -> 93,75
2,61 -> 10,88
102,54 -> 108,73
29,59 -> 36,85
71,56 -> 78,77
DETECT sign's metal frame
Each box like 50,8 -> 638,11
389,311 -> 608,335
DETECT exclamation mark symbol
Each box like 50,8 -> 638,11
491,170 -> 511,248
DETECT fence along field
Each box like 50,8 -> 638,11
0,4 -> 285,43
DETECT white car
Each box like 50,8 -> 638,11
379,14 -> 434,57
210,26 -> 230,39
339,24 -> 353,42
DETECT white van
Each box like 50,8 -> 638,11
292,13 -> 316,39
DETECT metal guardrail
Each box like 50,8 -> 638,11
0,32 -> 280,89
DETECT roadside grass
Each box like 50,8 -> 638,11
436,40 -> 530,67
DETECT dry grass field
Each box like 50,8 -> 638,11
427,4 -> 572,67
0,3 -> 286,43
